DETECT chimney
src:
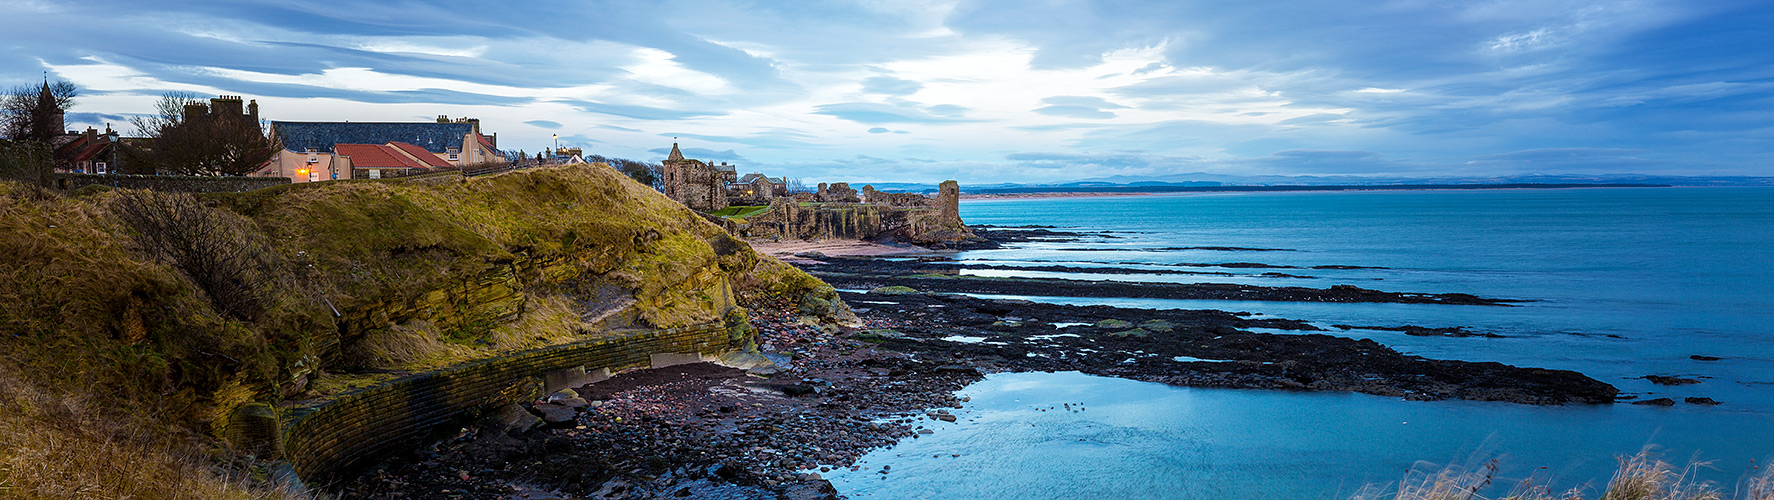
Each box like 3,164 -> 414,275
437,115 -> 450,123
466,117 -> 480,134
211,95 -> 244,117
248,99 -> 259,121
183,102 -> 208,121
83,127 -> 96,142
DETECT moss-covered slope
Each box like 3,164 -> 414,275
0,164 -> 839,497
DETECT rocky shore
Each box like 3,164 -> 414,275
336,230 -> 1622,499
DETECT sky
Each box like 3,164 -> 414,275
2,0 -> 1771,184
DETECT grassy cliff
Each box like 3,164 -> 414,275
0,165 -> 837,497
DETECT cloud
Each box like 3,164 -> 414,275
647,146 -> 748,162
525,120 -> 562,129
567,101 -> 726,121
868,127 -> 890,134
861,76 -> 921,95
1033,105 -> 1115,119
813,102 -> 974,124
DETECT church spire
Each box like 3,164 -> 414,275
667,141 -> 684,162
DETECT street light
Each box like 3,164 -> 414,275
552,134 -> 559,163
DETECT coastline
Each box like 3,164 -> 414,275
341,229 -> 1631,499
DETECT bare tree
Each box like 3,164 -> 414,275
126,93 -> 280,176
1,79 -> 78,142
785,177 -> 810,194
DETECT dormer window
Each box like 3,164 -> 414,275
306,148 -> 319,163
447,147 -> 460,162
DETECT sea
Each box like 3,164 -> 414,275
828,187 -> 1774,499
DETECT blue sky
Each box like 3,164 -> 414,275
3,0 -> 1771,183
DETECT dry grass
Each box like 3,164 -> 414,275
1359,450 -> 1766,500
0,369 -> 301,500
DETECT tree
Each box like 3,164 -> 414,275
127,93 -> 280,176
1,79 -> 78,142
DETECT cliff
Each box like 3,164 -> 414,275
0,164 -> 841,497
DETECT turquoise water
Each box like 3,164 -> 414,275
829,188 -> 1774,498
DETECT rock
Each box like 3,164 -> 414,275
868,286 -> 919,295
1642,375 -> 1700,385
932,413 -> 957,422
1630,398 -> 1676,406
1689,355 -> 1722,361
531,403 -> 580,426
483,403 -> 543,436
1139,319 -> 1175,332
1684,397 -> 1722,405
546,389 -> 590,408
1095,319 -> 1133,329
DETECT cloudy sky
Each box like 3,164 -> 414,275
3,0 -> 1771,183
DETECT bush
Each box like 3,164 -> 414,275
111,189 -> 276,321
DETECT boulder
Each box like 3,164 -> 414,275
531,403 -> 580,426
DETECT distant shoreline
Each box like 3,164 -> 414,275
960,183 -> 1670,199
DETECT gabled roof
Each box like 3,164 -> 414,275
474,133 -> 505,159
335,144 -> 427,170
272,121 -> 472,154
54,135 -> 110,164
388,141 -> 453,168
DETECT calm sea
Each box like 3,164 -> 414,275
829,187 -> 1774,499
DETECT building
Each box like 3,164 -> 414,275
24,82 -> 129,174
658,142 -> 737,211
265,115 -> 506,182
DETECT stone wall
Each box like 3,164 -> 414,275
50,172 -> 290,193
279,319 -> 745,487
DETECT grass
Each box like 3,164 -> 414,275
0,368 -> 300,500
707,205 -> 770,220
0,164 -> 837,498
1356,450 -> 1773,500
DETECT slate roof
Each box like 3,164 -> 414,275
389,141 -> 453,168
272,121 -> 472,154
334,144 -> 428,170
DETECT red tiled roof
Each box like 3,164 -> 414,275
334,143 -> 426,170
54,135 -> 109,164
474,133 -> 506,159
388,141 -> 452,168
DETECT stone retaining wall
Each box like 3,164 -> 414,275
279,320 -> 741,487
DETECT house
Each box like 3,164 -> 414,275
265,115 -> 506,182
51,126 -> 121,174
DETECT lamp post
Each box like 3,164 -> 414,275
552,134 -> 559,164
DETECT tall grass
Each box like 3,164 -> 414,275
1358,450 -> 1772,500
0,369 -> 302,500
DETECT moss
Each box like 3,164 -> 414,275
869,285 -> 920,295
1140,319 -> 1175,332
1095,319 -> 1134,329
1108,328 -> 1150,338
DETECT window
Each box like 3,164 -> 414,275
95,162 -> 107,174
368,169 -> 381,179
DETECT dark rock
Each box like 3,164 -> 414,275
1631,398 -> 1677,406
531,403 -> 579,426
1684,397 -> 1722,405
1642,375 -> 1701,385
1689,355 -> 1722,361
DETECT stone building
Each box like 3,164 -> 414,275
658,143 -> 737,211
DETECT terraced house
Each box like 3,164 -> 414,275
264,115 -> 506,182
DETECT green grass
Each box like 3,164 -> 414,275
707,205 -> 770,219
